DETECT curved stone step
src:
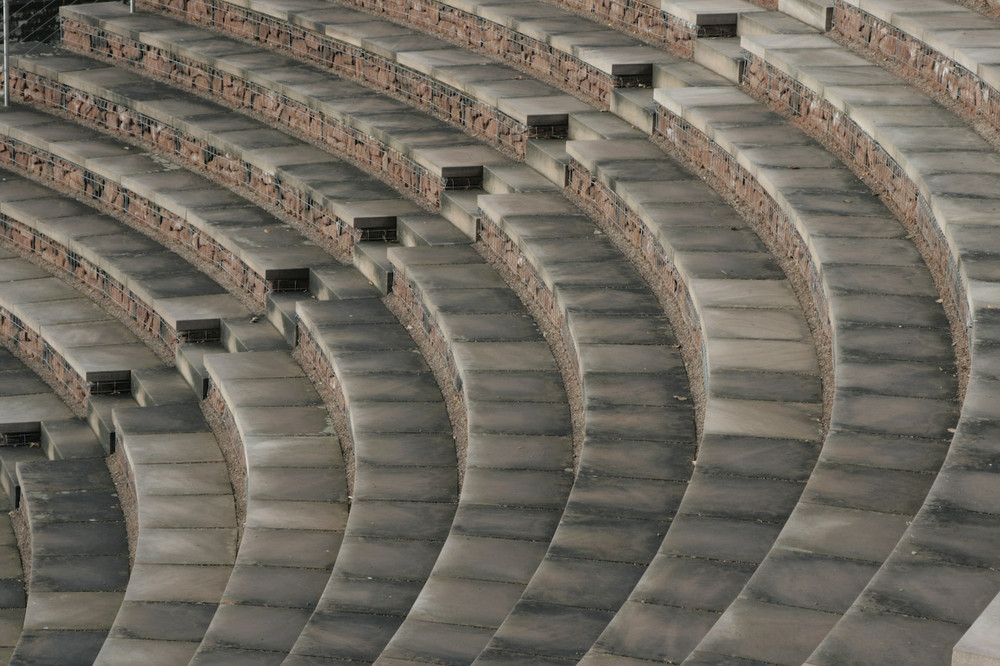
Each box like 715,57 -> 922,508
0,252 -> 162,410
376,244 -> 575,663
290,296 -> 459,663
60,3 -> 510,208
0,345 -> 73,453
529,135 -> 824,664
13,458 -> 128,665
388,232 -> 696,662
97,402 -> 237,664
77,0 -> 590,158
9,46 -> 425,256
653,82 -> 959,664
733,28 -> 1000,666
0,168 -> 250,350
834,0 -> 1000,132
137,0 -> 679,109
0,105 -> 331,308
475,180 -> 819,662
188,350 -> 348,663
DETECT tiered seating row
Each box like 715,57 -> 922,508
146,0 -> 680,107
14,458 -> 127,665
0,252 -> 162,407
108,0 -> 591,157
292,296 -> 459,663
10,45 -> 433,252
834,0 -> 1000,131
733,29 -> 1000,665
653,80 -> 959,663
529,130 -> 824,663
61,3 -> 510,208
379,244 -> 575,663
0,168 -> 249,350
0,106 -> 332,308
194,350 -> 349,663
100,403 -> 236,664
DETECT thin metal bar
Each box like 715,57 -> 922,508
3,0 -> 8,107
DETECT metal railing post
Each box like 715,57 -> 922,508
3,0 -> 8,107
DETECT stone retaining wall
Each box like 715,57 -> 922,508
61,18 -> 448,206
0,213 -> 184,350
119,0 -> 563,157
390,269 -> 465,402
0,134 -> 275,306
834,1 -> 1000,130
552,0 -> 701,56
0,307 -> 92,407
742,55 -> 969,332
10,67 -> 367,254
147,0 -> 646,108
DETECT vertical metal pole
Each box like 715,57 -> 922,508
130,0 -> 135,13
2,0 -> 7,107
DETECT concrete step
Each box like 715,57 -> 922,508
195,350 -> 348,662
439,190 -> 481,240
662,0 -> 761,36
483,163 -> 562,194
397,214 -> 474,247
291,297 -> 459,663
610,87 -> 656,135
525,140 -> 570,188
778,0 -> 834,31
380,244 -> 575,664
219,316 -> 289,353
309,265 -> 384,302
0,497 -> 22,662
131,367 -> 198,407
39,420 -> 105,460
693,37 -> 747,83
266,293 -> 309,347
14,458 -> 127,664
568,111 -> 643,141
85,394 -> 139,456
653,60 -> 733,88
353,242 -> 395,295
0,446 -> 45,508
175,342 -> 227,399
738,8 -> 819,35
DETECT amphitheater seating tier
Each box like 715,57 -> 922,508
652,77 -> 961,666
192,350 -> 349,663
0,0 -> 990,660
98,403 -> 236,664
731,25 -> 1000,666
0,105 -> 334,307
14,458 -> 127,665
291,296 -> 459,663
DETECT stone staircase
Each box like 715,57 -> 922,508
0,0 -> 993,663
